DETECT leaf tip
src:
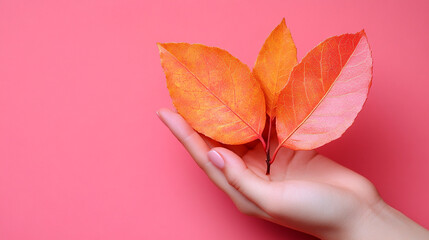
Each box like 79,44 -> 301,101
358,29 -> 367,38
156,42 -> 165,51
279,17 -> 288,28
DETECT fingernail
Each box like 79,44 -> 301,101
208,150 -> 224,169
156,111 -> 164,122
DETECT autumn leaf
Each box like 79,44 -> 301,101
157,20 -> 373,175
253,18 -> 297,119
158,43 -> 266,146
274,31 -> 372,158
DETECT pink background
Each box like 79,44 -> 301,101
1,0 -> 428,239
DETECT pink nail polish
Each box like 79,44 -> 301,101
208,150 -> 224,169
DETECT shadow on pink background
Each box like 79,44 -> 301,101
1,0 -> 428,239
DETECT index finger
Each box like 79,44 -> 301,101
156,108 -> 271,218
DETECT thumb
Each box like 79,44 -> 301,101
207,147 -> 272,208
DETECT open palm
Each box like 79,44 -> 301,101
157,108 -> 382,239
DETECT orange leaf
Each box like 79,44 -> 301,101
275,31 -> 372,151
158,43 -> 266,145
253,18 -> 297,118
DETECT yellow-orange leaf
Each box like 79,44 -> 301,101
158,43 -> 266,145
253,18 -> 297,118
275,31 -> 372,151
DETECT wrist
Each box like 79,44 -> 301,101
333,199 -> 429,240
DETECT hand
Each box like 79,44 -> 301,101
157,108 -> 429,240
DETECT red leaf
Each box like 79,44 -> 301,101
275,31 -> 373,151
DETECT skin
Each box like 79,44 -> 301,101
157,108 -> 429,240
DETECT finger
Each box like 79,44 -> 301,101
200,135 -> 249,157
222,144 -> 249,157
242,143 -> 268,178
200,134 -> 222,149
157,108 -> 270,218
208,147 -> 276,212
157,108 -> 210,167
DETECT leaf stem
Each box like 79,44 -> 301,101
265,150 -> 271,175
259,136 -> 267,151
266,117 -> 273,151
265,118 -> 273,175
270,145 -> 281,165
